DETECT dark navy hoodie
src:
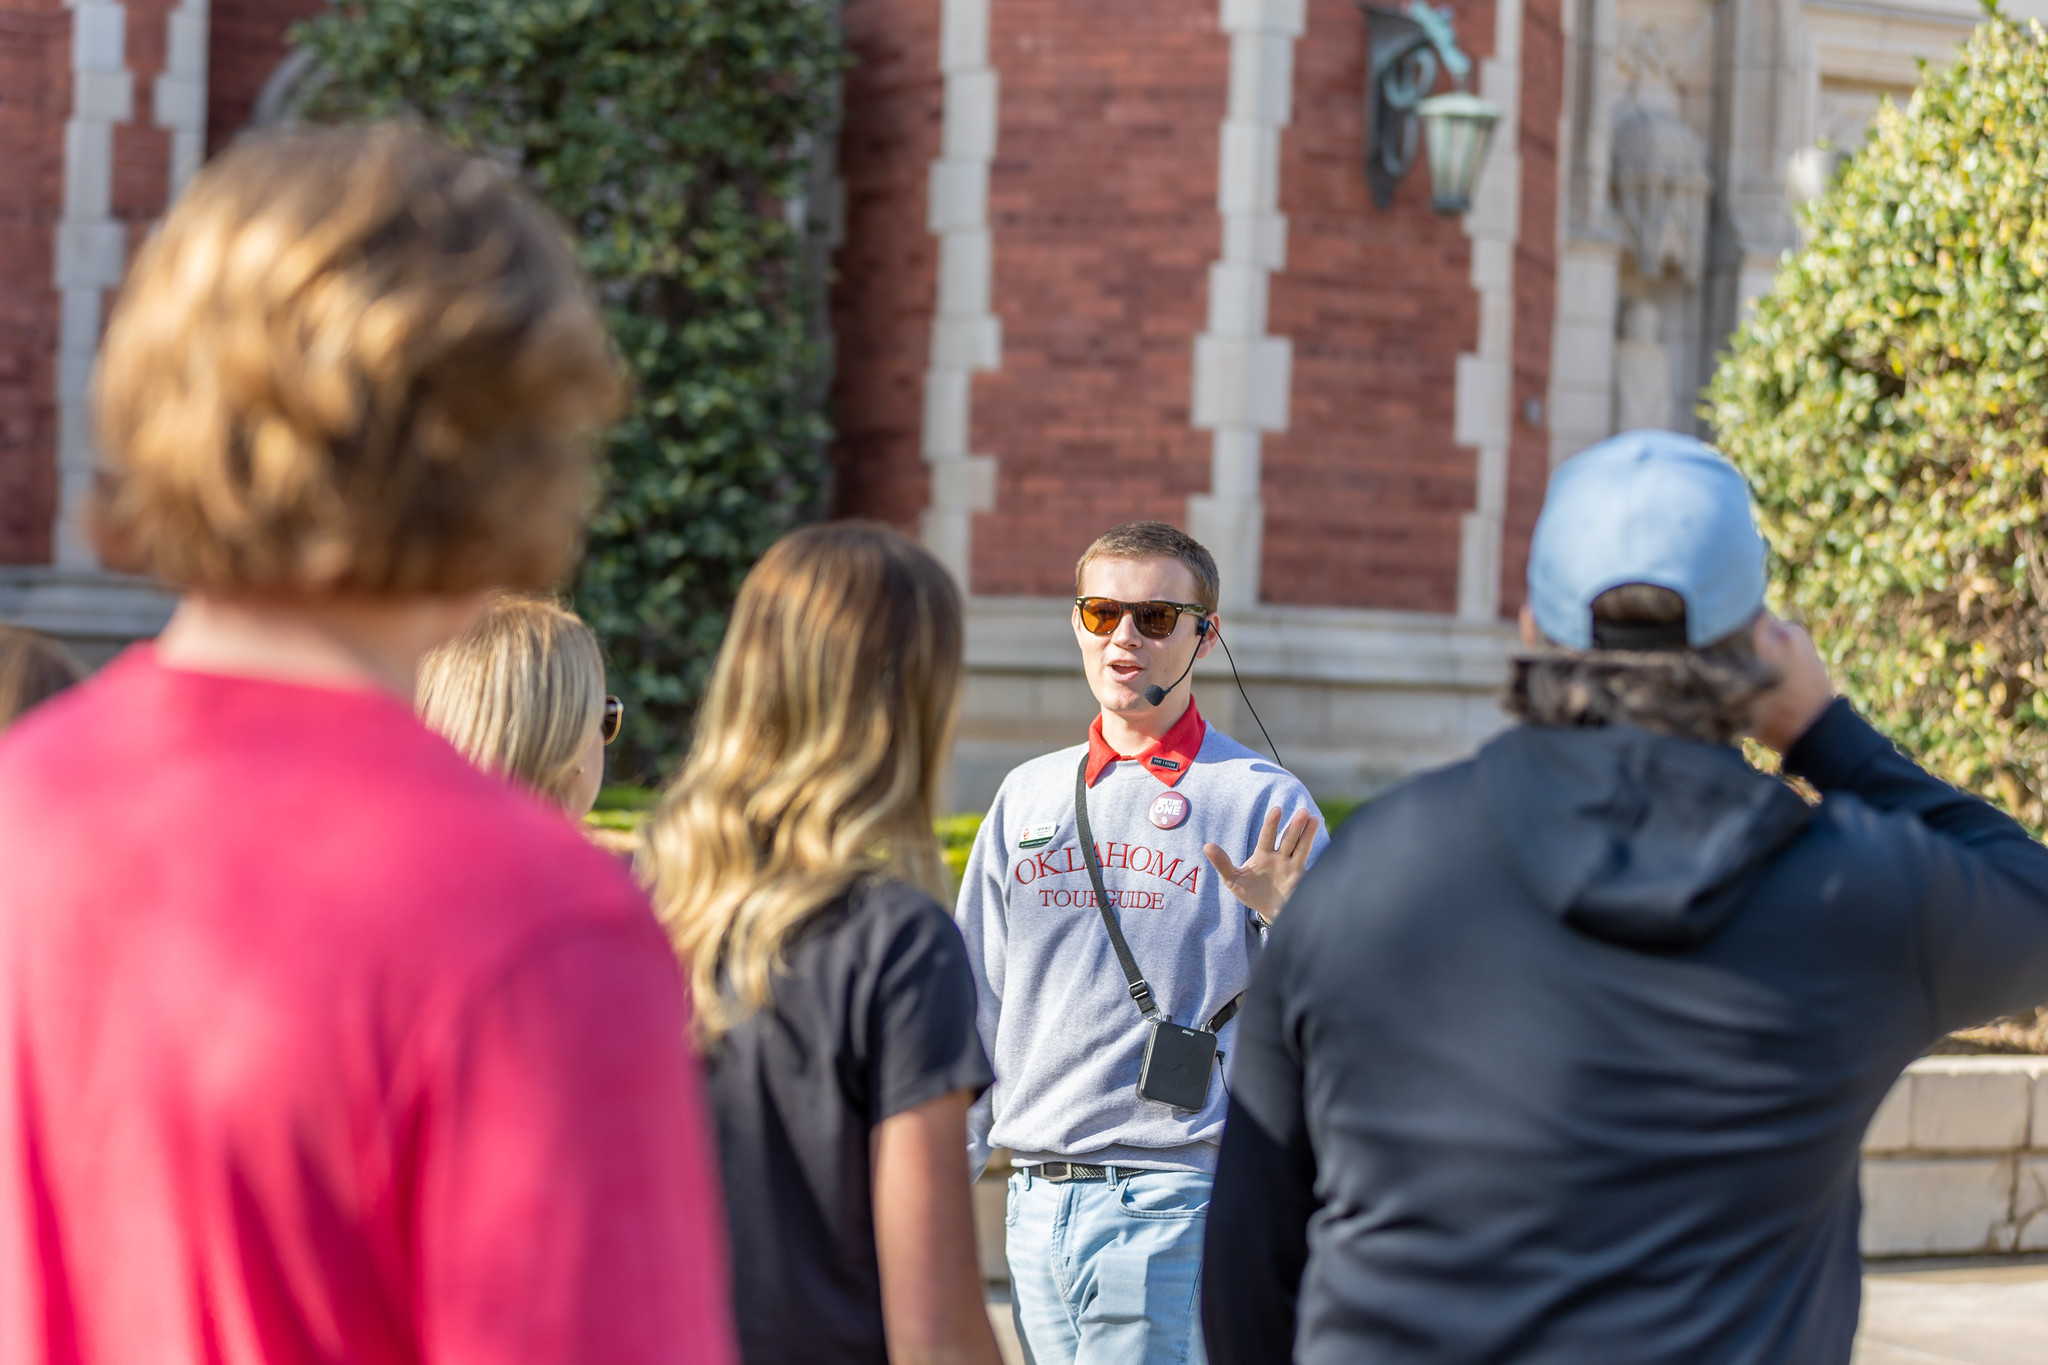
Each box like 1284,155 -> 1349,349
1204,701 -> 2048,1365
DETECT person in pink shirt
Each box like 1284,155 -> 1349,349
0,125 -> 736,1365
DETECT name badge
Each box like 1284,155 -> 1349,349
1017,821 -> 1059,849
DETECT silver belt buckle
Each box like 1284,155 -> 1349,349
1045,1161 -> 1109,1183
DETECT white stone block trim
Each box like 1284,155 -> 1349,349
918,0 -> 1002,585
1863,1057 -> 2048,1157
1861,1157 -> 2019,1258
53,0 -> 133,570
1860,1056 -> 2048,1258
1192,336 -> 1291,431
1544,242 -> 1621,467
157,0 -> 210,197
1455,0 -> 1526,622
1188,0 -> 1304,613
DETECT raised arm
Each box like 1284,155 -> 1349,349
1762,620 -> 2048,1034
1785,700 -> 2048,855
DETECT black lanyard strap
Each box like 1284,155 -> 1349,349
1074,754 -> 1162,1020
1072,753 -> 1245,1035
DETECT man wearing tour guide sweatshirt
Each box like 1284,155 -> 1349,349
956,519 -> 1328,1365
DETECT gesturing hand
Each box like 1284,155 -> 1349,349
1204,807 -> 1320,923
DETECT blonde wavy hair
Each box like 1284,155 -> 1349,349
644,522 -> 964,1043
91,123 -> 620,594
418,596 -> 606,808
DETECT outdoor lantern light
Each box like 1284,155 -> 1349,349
1416,91 -> 1500,214
1361,2 -> 1501,214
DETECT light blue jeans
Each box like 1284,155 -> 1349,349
1005,1166 -> 1211,1365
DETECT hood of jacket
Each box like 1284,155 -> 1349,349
1476,723 -> 1814,948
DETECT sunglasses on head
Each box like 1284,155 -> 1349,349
602,695 -> 624,746
1074,597 -> 1208,641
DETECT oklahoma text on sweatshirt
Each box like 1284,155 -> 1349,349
958,701 -> 1327,1176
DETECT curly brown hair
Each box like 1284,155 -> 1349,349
1506,584 -> 1780,745
91,124 -> 622,596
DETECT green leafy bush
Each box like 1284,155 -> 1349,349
935,811 -> 984,886
1708,13 -> 2048,827
297,0 -> 843,775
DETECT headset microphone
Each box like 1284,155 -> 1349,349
1142,618 -> 1209,707
1136,616 -> 1283,768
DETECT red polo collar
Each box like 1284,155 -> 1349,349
1085,697 -> 1206,789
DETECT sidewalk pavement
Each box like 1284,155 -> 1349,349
985,1286 -> 1024,1365
985,1258 -> 2048,1365
1854,1257 -> 2048,1365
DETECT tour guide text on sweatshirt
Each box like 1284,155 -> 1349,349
957,706 -> 1327,1176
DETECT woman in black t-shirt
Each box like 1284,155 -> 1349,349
643,523 -> 1000,1365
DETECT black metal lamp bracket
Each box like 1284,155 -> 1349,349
1360,2 -> 1473,209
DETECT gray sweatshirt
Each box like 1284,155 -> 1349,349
957,718 -> 1327,1175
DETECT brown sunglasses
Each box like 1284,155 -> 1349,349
602,695 -> 624,746
1074,597 -> 1209,641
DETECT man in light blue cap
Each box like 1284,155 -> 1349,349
1205,430 -> 2048,1365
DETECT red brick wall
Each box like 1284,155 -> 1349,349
1498,0 -> 1563,617
115,0 -> 173,268
0,2 -> 69,565
206,0 -> 324,156
1259,0 -> 1493,615
826,0 -> 1562,619
0,0 -> 329,567
963,0 -> 1228,597
828,0 -> 944,528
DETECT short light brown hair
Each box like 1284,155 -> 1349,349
92,123 -> 622,595
1506,583 -> 1778,745
0,626 -> 86,732
1074,521 -> 1220,613
416,595 -> 606,809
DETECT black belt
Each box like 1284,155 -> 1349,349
1032,1161 -> 1122,1183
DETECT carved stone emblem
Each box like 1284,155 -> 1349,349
1610,100 -> 1711,283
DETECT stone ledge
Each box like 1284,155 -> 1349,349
1863,1058 -> 2048,1157
0,567 -> 174,664
1864,1058 -> 2048,1258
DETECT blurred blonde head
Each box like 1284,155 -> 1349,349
91,123 -> 622,596
0,627 -> 86,733
418,596 -> 607,810
645,523 -> 964,1044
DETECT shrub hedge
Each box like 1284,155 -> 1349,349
298,0 -> 844,775
1708,12 -> 2048,828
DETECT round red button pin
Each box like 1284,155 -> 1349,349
1149,791 -> 1190,830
